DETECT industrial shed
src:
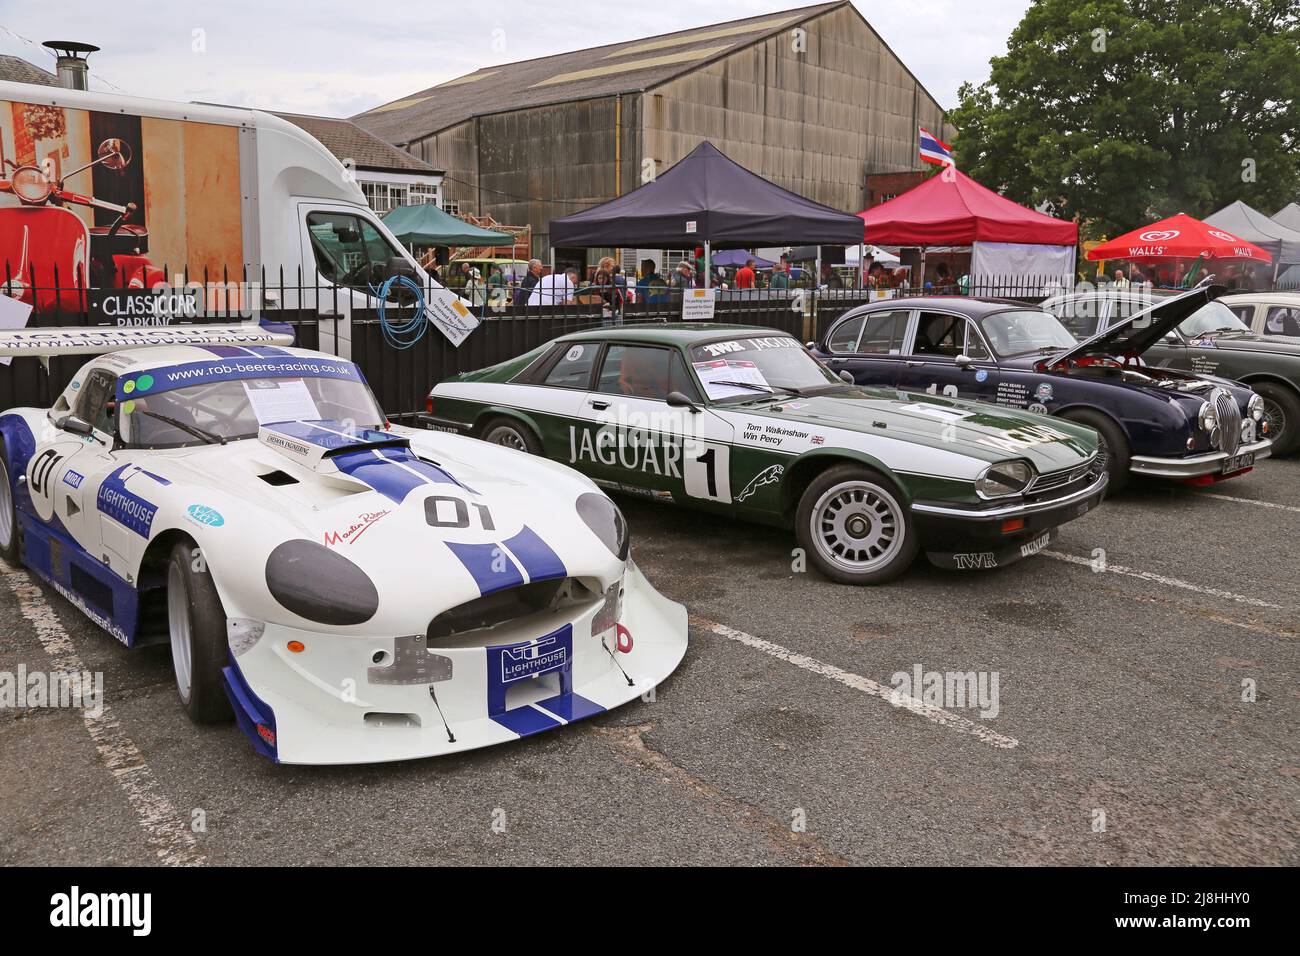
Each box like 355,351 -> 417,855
353,1 -> 951,259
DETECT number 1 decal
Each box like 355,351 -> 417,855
684,441 -> 731,503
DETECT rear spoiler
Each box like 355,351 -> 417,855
0,321 -> 295,359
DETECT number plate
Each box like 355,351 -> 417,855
1221,452 -> 1255,474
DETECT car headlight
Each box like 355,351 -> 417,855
1197,400 -> 1218,433
1247,393 -> 1265,422
265,539 -> 379,625
975,460 -> 1034,499
576,492 -> 629,560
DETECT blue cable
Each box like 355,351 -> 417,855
371,274 -> 429,350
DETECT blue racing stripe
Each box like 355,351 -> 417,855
490,705 -> 562,737
244,345 -> 289,357
198,345 -> 254,357
534,693 -> 605,722
503,525 -> 567,582
378,447 -> 461,486
332,449 -> 429,504
445,541 -> 524,594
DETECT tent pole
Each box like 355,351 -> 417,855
859,242 -> 865,289
815,246 -> 821,293
704,241 -> 711,290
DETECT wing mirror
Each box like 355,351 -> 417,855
666,391 -> 701,413
838,370 -> 855,384
52,412 -> 92,435
955,353 -> 974,369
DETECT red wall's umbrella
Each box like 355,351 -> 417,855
1086,212 -> 1272,263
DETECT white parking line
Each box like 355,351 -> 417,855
1197,492 -> 1300,515
1,559 -> 206,866
691,615 -> 1019,750
1042,550 -> 1282,610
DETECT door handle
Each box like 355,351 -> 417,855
906,360 -> 925,367
589,399 -> 610,410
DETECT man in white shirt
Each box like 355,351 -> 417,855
527,268 -> 576,306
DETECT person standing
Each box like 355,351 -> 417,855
528,266 -> 576,306
671,259 -> 696,290
735,258 -> 757,289
769,257 -> 791,290
515,258 -> 543,307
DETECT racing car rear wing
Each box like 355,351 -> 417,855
0,321 -> 295,359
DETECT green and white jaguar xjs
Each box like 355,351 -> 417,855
424,325 -> 1108,585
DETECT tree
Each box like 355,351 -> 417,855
949,0 -> 1300,238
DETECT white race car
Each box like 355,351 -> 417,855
0,324 -> 687,764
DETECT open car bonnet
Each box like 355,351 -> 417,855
1045,284 -> 1226,367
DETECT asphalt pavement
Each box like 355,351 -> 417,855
2,460 -> 1297,866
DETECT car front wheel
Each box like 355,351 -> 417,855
0,440 -> 19,563
167,541 -> 232,723
1253,382 -> 1300,456
1060,409 -> 1129,493
794,464 -> 918,585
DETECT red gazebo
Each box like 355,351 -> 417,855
1086,212 -> 1272,264
857,169 -> 1078,246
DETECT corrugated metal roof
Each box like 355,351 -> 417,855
352,2 -> 845,143
272,112 -> 444,174
0,54 -> 58,86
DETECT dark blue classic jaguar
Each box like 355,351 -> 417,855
811,287 -> 1269,491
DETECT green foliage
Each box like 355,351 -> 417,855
950,0 -> 1300,238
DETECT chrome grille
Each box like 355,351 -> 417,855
1215,390 -> 1241,456
1028,457 -> 1095,494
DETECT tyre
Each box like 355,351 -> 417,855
1252,382 -> 1300,457
167,541 -> 232,723
0,439 -> 20,564
794,464 -> 918,585
479,416 -> 543,455
1060,409 -> 1129,493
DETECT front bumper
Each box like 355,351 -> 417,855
911,471 -> 1108,571
221,563 -> 687,765
1129,438 -> 1272,479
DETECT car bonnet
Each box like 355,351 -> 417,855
1045,285 -> 1227,366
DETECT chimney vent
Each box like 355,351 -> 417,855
41,40 -> 100,90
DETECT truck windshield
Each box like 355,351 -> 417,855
120,375 -> 385,449
688,335 -> 838,402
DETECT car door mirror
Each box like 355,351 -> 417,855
838,370 -> 855,384
58,414 -> 92,436
666,391 -> 701,413
954,353 -> 974,369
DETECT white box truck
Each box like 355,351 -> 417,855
0,81 -> 468,353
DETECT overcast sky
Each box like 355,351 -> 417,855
1,0 -> 1031,116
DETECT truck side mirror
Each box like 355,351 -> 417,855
386,256 -> 416,280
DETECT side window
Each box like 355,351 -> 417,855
826,316 -> 864,353
858,311 -> 910,355
914,312 -> 963,357
597,345 -> 673,400
541,342 -> 598,389
963,321 -> 992,360
306,211 -> 405,290
1265,307 -> 1300,337
74,369 -> 118,436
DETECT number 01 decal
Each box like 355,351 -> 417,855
684,440 -> 731,503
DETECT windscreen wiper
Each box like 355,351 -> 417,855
709,379 -> 775,393
134,409 -> 226,445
